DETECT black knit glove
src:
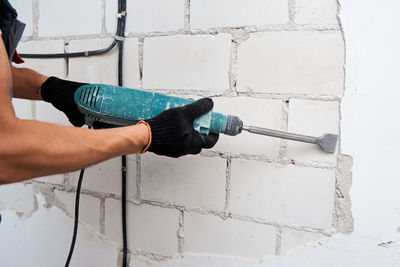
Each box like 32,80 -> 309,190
40,76 -> 87,127
146,98 -> 219,158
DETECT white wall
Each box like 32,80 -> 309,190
2,0 -> 400,266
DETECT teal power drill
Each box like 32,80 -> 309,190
74,84 -> 338,153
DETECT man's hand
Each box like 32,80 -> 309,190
144,98 -> 219,158
40,76 -> 86,127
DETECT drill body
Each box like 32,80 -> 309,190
74,84 -> 243,136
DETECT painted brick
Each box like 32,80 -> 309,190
105,199 -> 179,255
123,38 -> 141,89
105,0 -> 184,34
12,99 -> 32,120
236,31 -> 344,96
141,154 -> 226,211
212,97 -> 282,157
54,190 -> 101,231
10,0 -> 33,36
143,34 -> 231,91
16,40 -> 65,77
38,0 -> 102,36
287,99 -> 340,164
184,212 -> 276,259
0,183 -> 35,219
68,38 -> 118,85
69,156 -> 137,197
230,160 -> 335,229
190,0 -> 288,29
295,0 -> 338,25
280,229 -> 326,254
34,174 -> 65,184
36,101 -> 70,126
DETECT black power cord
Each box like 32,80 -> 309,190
65,169 -> 85,267
117,0 -> 129,266
19,0 -> 129,266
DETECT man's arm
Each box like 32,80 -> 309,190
0,39 -> 149,184
11,66 -> 47,100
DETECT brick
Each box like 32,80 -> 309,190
230,160 -> 335,229
184,212 -> 276,259
12,99 -> 32,120
54,190 -> 101,231
0,183 -> 35,219
287,99 -> 339,164
212,97 -> 282,157
122,38 -> 141,89
34,173 -> 65,184
236,31 -> 344,96
16,40 -> 65,77
38,0 -> 102,36
69,156 -> 137,197
105,0 -> 184,34
105,199 -> 179,255
281,228 -> 326,254
141,154 -> 226,211
10,0 -> 33,36
143,34 -> 231,91
295,0 -> 338,25
68,38 -> 118,85
190,0 -> 288,29
36,101 -> 70,126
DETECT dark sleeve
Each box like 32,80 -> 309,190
0,0 -> 25,60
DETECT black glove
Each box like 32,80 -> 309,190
40,76 -> 87,127
146,98 -> 219,158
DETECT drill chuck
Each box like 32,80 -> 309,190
225,115 -> 243,136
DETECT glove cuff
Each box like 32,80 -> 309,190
146,112 -> 178,149
40,76 -> 86,103
137,120 -> 152,153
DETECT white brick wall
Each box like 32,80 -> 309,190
9,0 -> 33,36
34,173 -> 65,184
12,99 -> 32,120
106,0 -> 184,34
190,0 -> 288,29
280,228 -> 327,254
143,34 -> 231,91
184,212 -> 276,259
69,156 -> 137,197
17,40 -> 65,77
38,0 -> 102,36
54,190 -> 101,231
212,97 -> 282,157
295,0 -> 339,25
68,39 -> 118,85
122,38 -> 141,89
230,159 -> 335,229
236,31 -> 344,96
4,0 -> 348,265
141,154 -> 226,211
105,199 -> 180,255
0,183 -> 36,219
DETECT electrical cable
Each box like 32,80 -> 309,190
117,0 -> 129,266
19,0 -> 129,266
19,39 -> 118,59
65,168 -> 85,267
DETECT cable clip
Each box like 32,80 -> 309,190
84,50 -> 89,57
117,11 -> 127,18
115,35 -> 125,41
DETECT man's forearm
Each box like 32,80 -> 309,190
11,67 -> 48,100
0,118 -> 149,184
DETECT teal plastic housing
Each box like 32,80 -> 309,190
74,84 -> 228,135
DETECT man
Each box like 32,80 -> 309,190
0,0 -> 218,184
